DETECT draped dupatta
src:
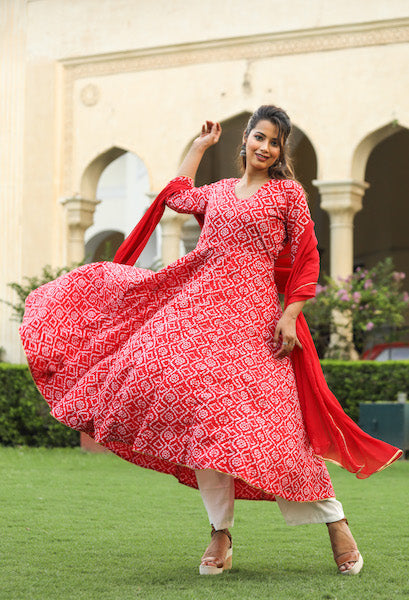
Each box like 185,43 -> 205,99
113,179 -> 201,266
275,222 -> 402,477
114,179 -> 402,477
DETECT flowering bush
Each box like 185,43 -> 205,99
303,258 -> 409,357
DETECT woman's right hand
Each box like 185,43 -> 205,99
193,121 -> 222,150
176,121 -> 221,178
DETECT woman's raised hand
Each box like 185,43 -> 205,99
193,121 -> 222,150
176,121 -> 221,178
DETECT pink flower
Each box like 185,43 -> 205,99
352,291 -> 361,302
316,284 -> 327,294
365,321 -> 374,331
393,271 -> 406,281
364,279 -> 373,290
403,291 -> 409,303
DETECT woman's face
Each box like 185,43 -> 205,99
244,119 -> 281,175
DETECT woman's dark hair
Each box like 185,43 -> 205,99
240,105 -> 295,180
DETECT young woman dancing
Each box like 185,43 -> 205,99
20,105 -> 401,576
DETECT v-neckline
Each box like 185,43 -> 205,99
232,178 -> 273,201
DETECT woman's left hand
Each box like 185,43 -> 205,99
273,314 -> 302,359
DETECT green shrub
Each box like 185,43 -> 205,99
0,364 -> 79,447
321,360 -> 409,422
2,265 -> 75,323
1,361 -> 408,447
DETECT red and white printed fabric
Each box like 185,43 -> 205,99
19,177 -> 400,502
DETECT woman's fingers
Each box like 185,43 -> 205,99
273,321 -> 282,345
201,121 -> 221,133
275,336 -> 302,359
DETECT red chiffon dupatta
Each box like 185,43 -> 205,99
114,180 -> 402,477
276,221 -> 402,477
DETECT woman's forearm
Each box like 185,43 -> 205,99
282,300 -> 306,320
176,143 -> 206,180
176,121 -> 221,180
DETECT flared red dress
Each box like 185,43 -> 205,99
20,176 -> 336,502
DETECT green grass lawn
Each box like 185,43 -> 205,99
1,447 -> 408,600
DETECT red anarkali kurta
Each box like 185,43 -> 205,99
19,177 -> 401,502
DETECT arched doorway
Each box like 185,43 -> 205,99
85,230 -> 124,262
82,150 -> 159,268
354,127 -> 409,291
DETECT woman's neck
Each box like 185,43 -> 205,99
240,169 -> 270,187
238,171 -> 270,189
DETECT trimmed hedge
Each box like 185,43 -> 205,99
0,363 -> 79,447
321,360 -> 409,422
1,361 -> 408,447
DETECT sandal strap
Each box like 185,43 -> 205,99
335,550 -> 360,568
201,528 -> 232,566
200,555 -> 223,567
327,518 -> 360,566
211,526 -> 232,546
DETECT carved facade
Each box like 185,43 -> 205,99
1,0 -> 409,361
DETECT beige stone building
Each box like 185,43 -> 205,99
1,0 -> 409,363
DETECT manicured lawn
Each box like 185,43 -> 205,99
1,447 -> 408,600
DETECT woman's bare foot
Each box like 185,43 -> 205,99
326,518 -> 363,574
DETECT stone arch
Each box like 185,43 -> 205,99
80,146 -> 127,200
351,121 -> 406,181
195,112 -> 251,185
353,125 -> 409,291
85,229 -> 125,262
66,147 -> 155,267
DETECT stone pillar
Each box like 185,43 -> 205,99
0,0 -> 26,362
313,180 -> 369,359
61,196 -> 100,264
182,216 -> 201,253
312,180 -> 369,279
160,207 -> 190,267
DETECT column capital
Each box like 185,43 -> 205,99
161,206 -> 191,225
160,207 -> 190,266
312,179 -> 369,216
60,195 -> 100,264
60,195 -> 101,229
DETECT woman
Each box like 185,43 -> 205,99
20,105 -> 401,576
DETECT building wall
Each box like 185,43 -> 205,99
1,0 -> 409,361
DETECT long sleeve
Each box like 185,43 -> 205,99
165,176 -> 210,215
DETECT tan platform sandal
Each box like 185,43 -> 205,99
199,526 -> 233,575
326,518 -> 364,575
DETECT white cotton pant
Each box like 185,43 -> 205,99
195,469 -> 345,529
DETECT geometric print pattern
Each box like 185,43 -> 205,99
20,177 -> 334,502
